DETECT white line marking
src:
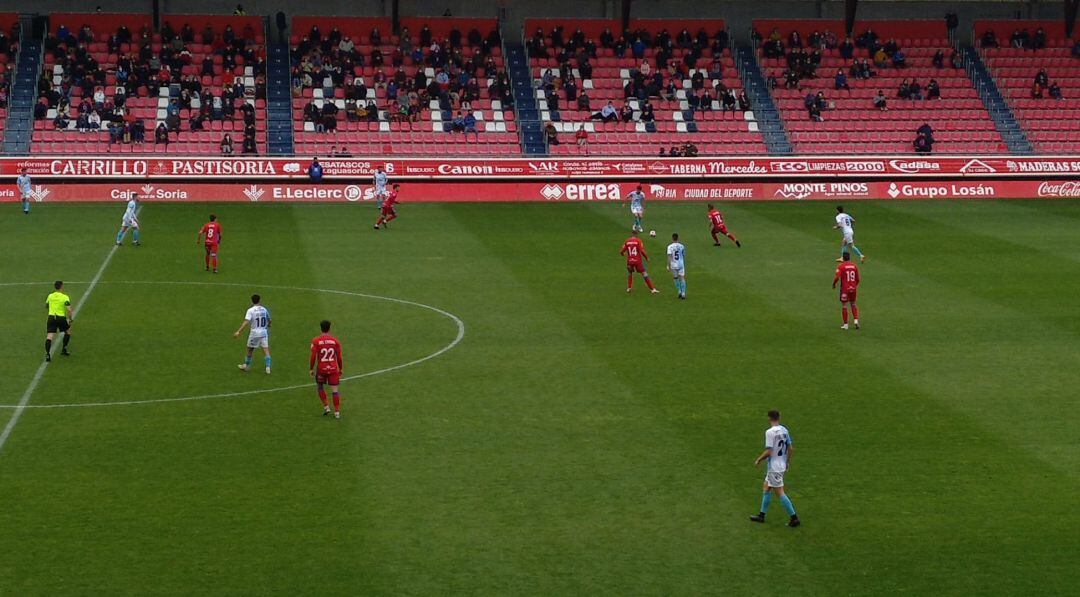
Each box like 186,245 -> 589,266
0,281 -> 465,410
0,240 -> 125,453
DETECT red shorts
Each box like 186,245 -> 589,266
712,225 -> 728,235
315,370 -> 341,385
840,288 -> 857,303
204,243 -> 219,253
381,205 -> 396,216
626,262 -> 646,274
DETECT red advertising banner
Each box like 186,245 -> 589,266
5,180 -> 1079,203
4,156 -> 1080,181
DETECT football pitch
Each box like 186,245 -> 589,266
0,199 -> 1077,595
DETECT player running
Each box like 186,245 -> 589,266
115,194 -> 141,246
310,320 -> 344,419
628,184 -> 646,232
666,232 -> 687,299
834,205 -> 865,263
17,168 -> 32,214
833,252 -> 861,330
373,166 -> 389,203
707,204 -> 741,247
44,280 -> 74,361
197,214 -> 222,273
234,294 -> 272,374
373,183 -> 400,230
621,230 -> 659,294
750,410 -> 800,527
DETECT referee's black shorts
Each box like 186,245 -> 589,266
46,315 -> 70,334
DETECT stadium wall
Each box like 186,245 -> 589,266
3,156 -> 1079,202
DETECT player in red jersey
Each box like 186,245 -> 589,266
832,252 -> 861,330
374,183 -> 401,230
309,319 -> 344,418
621,230 -> 659,294
196,214 -> 222,273
707,204 -> 741,247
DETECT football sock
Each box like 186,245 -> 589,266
842,307 -> 849,323
851,245 -> 863,257
45,339 -> 52,353
780,494 -> 796,516
244,356 -> 253,367
212,255 -> 218,269
116,229 -> 126,243
760,492 -> 772,513
205,254 -> 210,268
23,200 -> 30,213
331,392 -> 341,412
852,306 -> 859,319
317,386 -> 329,407
133,229 -> 141,243
634,217 -> 641,229
645,276 -> 656,290
62,334 -> 70,348
727,234 -> 738,243
264,356 -> 272,368
627,274 -> 633,289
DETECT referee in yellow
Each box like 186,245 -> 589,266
45,280 -> 73,362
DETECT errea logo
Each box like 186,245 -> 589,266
540,184 -> 564,200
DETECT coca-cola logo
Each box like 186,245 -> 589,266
1037,181 -> 1080,198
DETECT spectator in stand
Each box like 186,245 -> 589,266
914,131 -> 932,153
154,121 -> 169,144
808,99 -> 822,121
917,122 -> 934,142
309,157 -> 323,181
1032,28 -> 1046,50
839,37 -> 855,60
891,48 -> 907,69
834,69 -> 850,91
1031,81 -> 1044,98
926,79 -> 941,100
575,125 -> 589,154
577,91 -> 591,112
544,122 -> 559,145
619,102 -> 634,123
933,50 -> 944,69
87,111 -> 102,130
873,47 -> 888,69
873,90 -> 888,111
1010,29 -> 1028,50
1049,81 -> 1063,99
898,79 -> 912,99
462,111 -> 478,138
242,136 -> 257,154
950,50 -> 963,69
737,90 -> 751,112
1035,69 -> 1049,88
220,133 -> 234,155
592,101 -> 618,122
909,79 -> 923,100
640,101 -> 655,122
722,90 -> 736,114
130,119 -> 145,143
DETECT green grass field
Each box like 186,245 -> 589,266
0,199 -> 1078,596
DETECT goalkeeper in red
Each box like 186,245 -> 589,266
310,320 -> 345,418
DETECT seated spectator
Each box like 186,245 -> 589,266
834,69 -> 849,91
839,38 -> 855,60
808,101 -> 822,122
917,123 -> 934,142
1011,29 -> 1027,49
154,122 -> 169,144
909,79 -> 923,100
450,111 -> 465,132
462,111 -> 477,137
640,101 -> 655,122
107,122 -> 125,144
682,142 -> 698,157
575,126 -> 589,153
1049,81 -> 1062,100
577,91 -> 591,112
926,79 -> 941,100
722,90 -> 736,113
87,111 -> 102,130
873,47 -> 888,68
950,50 -> 962,69
242,136 -> 257,154
932,50 -> 944,69
913,131 -> 932,153
220,133 -> 234,155
898,79 -> 912,99
619,102 -> 634,122
130,119 -> 145,143
981,30 -> 998,48
1035,69 -> 1049,88
592,101 -> 618,122
873,90 -> 888,111
1032,28 -> 1046,50
544,122 -> 559,145
53,111 -> 70,129
737,91 -> 751,112
1031,82 -> 1044,99
891,49 -> 906,69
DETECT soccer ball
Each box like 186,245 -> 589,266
649,230 -> 657,237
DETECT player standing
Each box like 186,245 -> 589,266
310,320 -> 344,419
750,410 -> 800,527
115,194 -> 141,246
621,230 -> 659,294
373,166 -> 389,204
707,203 -> 741,247
17,168 -> 32,215
234,294 -> 272,374
44,280 -> 73,361
666,232 -> 687,299
373,183 -> 400,230
628,184 -> 646,232
834,205 -> 865,262
832,252 -> 861,330
196,214 -> 222,273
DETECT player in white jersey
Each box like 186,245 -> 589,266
628,184 -> 646,232
666,232 -> 687,299
234,293 -> 272,374
833,205 -> 865,263
373,166 -> 389,204
17,168 -> 32,214
115,194 -> 141,246
750,410 -> 800,527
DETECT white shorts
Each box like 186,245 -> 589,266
631,206 -> 644,217
247,332 -> 269,349
765,471 -> 785,488
842,230 -> 854,245
670,266 -> 685,277
122,216 -> 139,228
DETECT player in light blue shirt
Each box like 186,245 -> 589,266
750,410 -> 800,527
666,233 -> 687,299
17,169 -> 32,214
628,185 -> 646,232
115,195 -> 141,246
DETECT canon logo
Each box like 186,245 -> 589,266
437,164 -> 494,175
1037,181 -> 1080,197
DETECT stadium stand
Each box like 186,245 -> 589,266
525,18 -> 766,156
757,19 -> 1008,154
32,13 -> 268,154
289,16 -> 518,156
0,14 -> 20,147
976,20 -> 1080,153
